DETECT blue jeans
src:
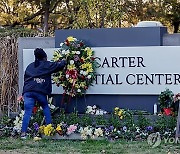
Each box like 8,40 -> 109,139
21,92 -> 52,133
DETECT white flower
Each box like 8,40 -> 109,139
19,110 -> 24,118
87,75 -> 91,79
87,105 -> 92,109
136,127 -> 140,133
65,50 -> 70,55
77,89 -> 81,93
94,128 -> 103,137
86,108 -> 93,114
14,123 -> 22,133
66,74 -> 70,78
96,109 -> 104,115
62,50 -> 66,54
92,105 -> 97,109
76,51 -> 80,55
99,110 -> 104,115
103,111 -> 107,114
70,60 -> 74,65
72,51 -> 76,54
83,71 -> 87,75
13,117 -> 19,125
49,104 -> 56,110
86,106 -> 93,114
95,110 -> 100,115
80,70 -> 84,74
60,43 -> 64,47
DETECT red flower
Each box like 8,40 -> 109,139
60,77 -> 64,81
33,107 -> 38,114
66,70 -> 78,79
80,59 -> 84,63
81,75 -> 85,80
65,40 -> 70,46
80,42 -> 84,47
91,57 -> 95,61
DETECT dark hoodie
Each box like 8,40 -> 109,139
23,60 -> 66,95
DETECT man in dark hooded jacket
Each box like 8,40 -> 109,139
21,48 -> 66,139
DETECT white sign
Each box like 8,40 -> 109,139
23,46 -> 180,94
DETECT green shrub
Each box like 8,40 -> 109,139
136,111 -> 152,129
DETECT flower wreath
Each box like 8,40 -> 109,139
52,36 -> 96,97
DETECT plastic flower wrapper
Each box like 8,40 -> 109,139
94,128 -> 103,137
44,124 -> 55,136
80,126 -> 93,139
56,122 -> 68,136
66,124 -> 78,135
56,124 -> 63,135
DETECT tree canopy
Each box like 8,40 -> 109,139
0,0 -> 179,33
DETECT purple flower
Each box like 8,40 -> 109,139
33,122 -> 39,131
77,44 -> 81,48
109,125 -> 114,131
74,55 -> 79,61
146,126 -> 153,131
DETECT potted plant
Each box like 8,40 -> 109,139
158,89 -> 174,116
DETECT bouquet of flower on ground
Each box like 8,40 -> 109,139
52,36 -> 97,97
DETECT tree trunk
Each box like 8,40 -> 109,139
43,0 -> 51,34
173,21 -> 180,33
100,1 -> 105,28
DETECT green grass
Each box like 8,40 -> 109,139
0,137 -> 180,154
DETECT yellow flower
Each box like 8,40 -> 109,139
80,82 -> 86,88
85,47 -> 93,57
56,125 -> 62,131
53,51 -> 62,61
33,136 -> 41,141
68,78 -> 74,83
44,124 -> 55,136
75,84 -> 80,88
39,125 -> 45,134
67,36 -> 75,42
81,56 -> 85,62
86,68 -> 93,73
80,63 -> 92,73
67,64 -> 76,70
120,116 -> 123,120
60,83 -> 65,87
118,110 -> 123,116
53,76 -> 60,83
114,107 -> 119,111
